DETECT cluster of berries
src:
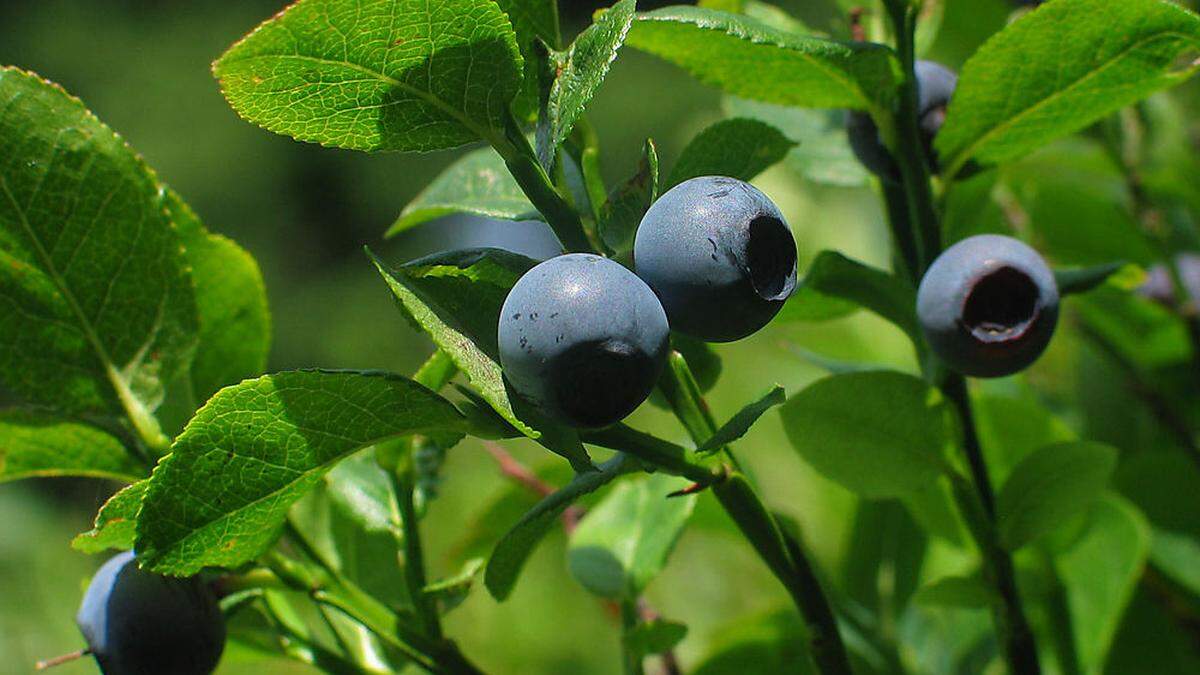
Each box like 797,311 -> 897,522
498,59 -> 1065,431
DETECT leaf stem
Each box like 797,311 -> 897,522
494,113 -> 594,253
943,379 -> 1042,675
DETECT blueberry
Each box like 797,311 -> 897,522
847,60 -> 958,180
917,235 -> 1059,378
633,176 -> 797,342
1138,253 -> 1200,311
498,253 -> 669,428
76,551 -> 225,675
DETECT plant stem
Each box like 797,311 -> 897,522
942,375 -> 997,517
943,379 -> 1041,675
655,352 -> 851,673
393,466 -> 443,641
713,474 -> 853,675
880,179 -> 920,285
583,424 -> 720,485
881,0 -> 941,275
620,599 -> 647,675
494,113 -> 594,253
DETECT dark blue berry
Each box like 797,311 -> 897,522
76,551 -> 225,675
633,176 -> 797,342
498,254 -> 669,428
847,60 -> 958,180
917,235 -> 1059,378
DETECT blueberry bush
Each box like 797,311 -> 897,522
4,0 -> 1200,673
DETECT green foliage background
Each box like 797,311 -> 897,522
2,0 -> 1199,673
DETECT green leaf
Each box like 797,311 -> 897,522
73,481 -> 147,554
780,371 -> 950,499
781,343 -> 874,375
913,574 -> 992,609
936,0 -> 1200,176
213,0 -> 524,152
369,248 -> 534,434
724,98 -> 869,187
973,391 -> 1076,487
1000,139 -> 1157,266
386,148 -> 537,237
1054,262 -> 1132,297
667,118 -> 795,188
996,441 -> 1118,551
135,369 -> 468,575
496,0 -> 561,118
626,6 -> 898,114
424,557 -> 485,614
781,251 -> 919,341
370,248 -> 593,470
696,385 -> 785,454
692,609 -> 814,675
1115,451 -> 1200,596
485,453 -> 634,601
540,0 -> 637,157
625,619 -> 688,659
567,473 -> 696,599
598,139 -> 659,254
0,68 -> 198,442
0,409 -> 141,483
1057,495 -> 1151,674
291,451 -> 409,607
900,476 -> 969,546
842,500 -> 927,614
166,190 -> 270,403
449,461 -> 574,565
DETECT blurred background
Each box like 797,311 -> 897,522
2,1 -> 1199,673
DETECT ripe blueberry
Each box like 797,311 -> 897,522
917,235 -> 1059,378
498,253 -> 669,428
1138,253 -> 1200,311
633,176 -> 797,342
847,60 -> 958,180
76,551 -> 225,675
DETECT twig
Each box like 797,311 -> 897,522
483,442 -> 584,533
35,650 -> 90,670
